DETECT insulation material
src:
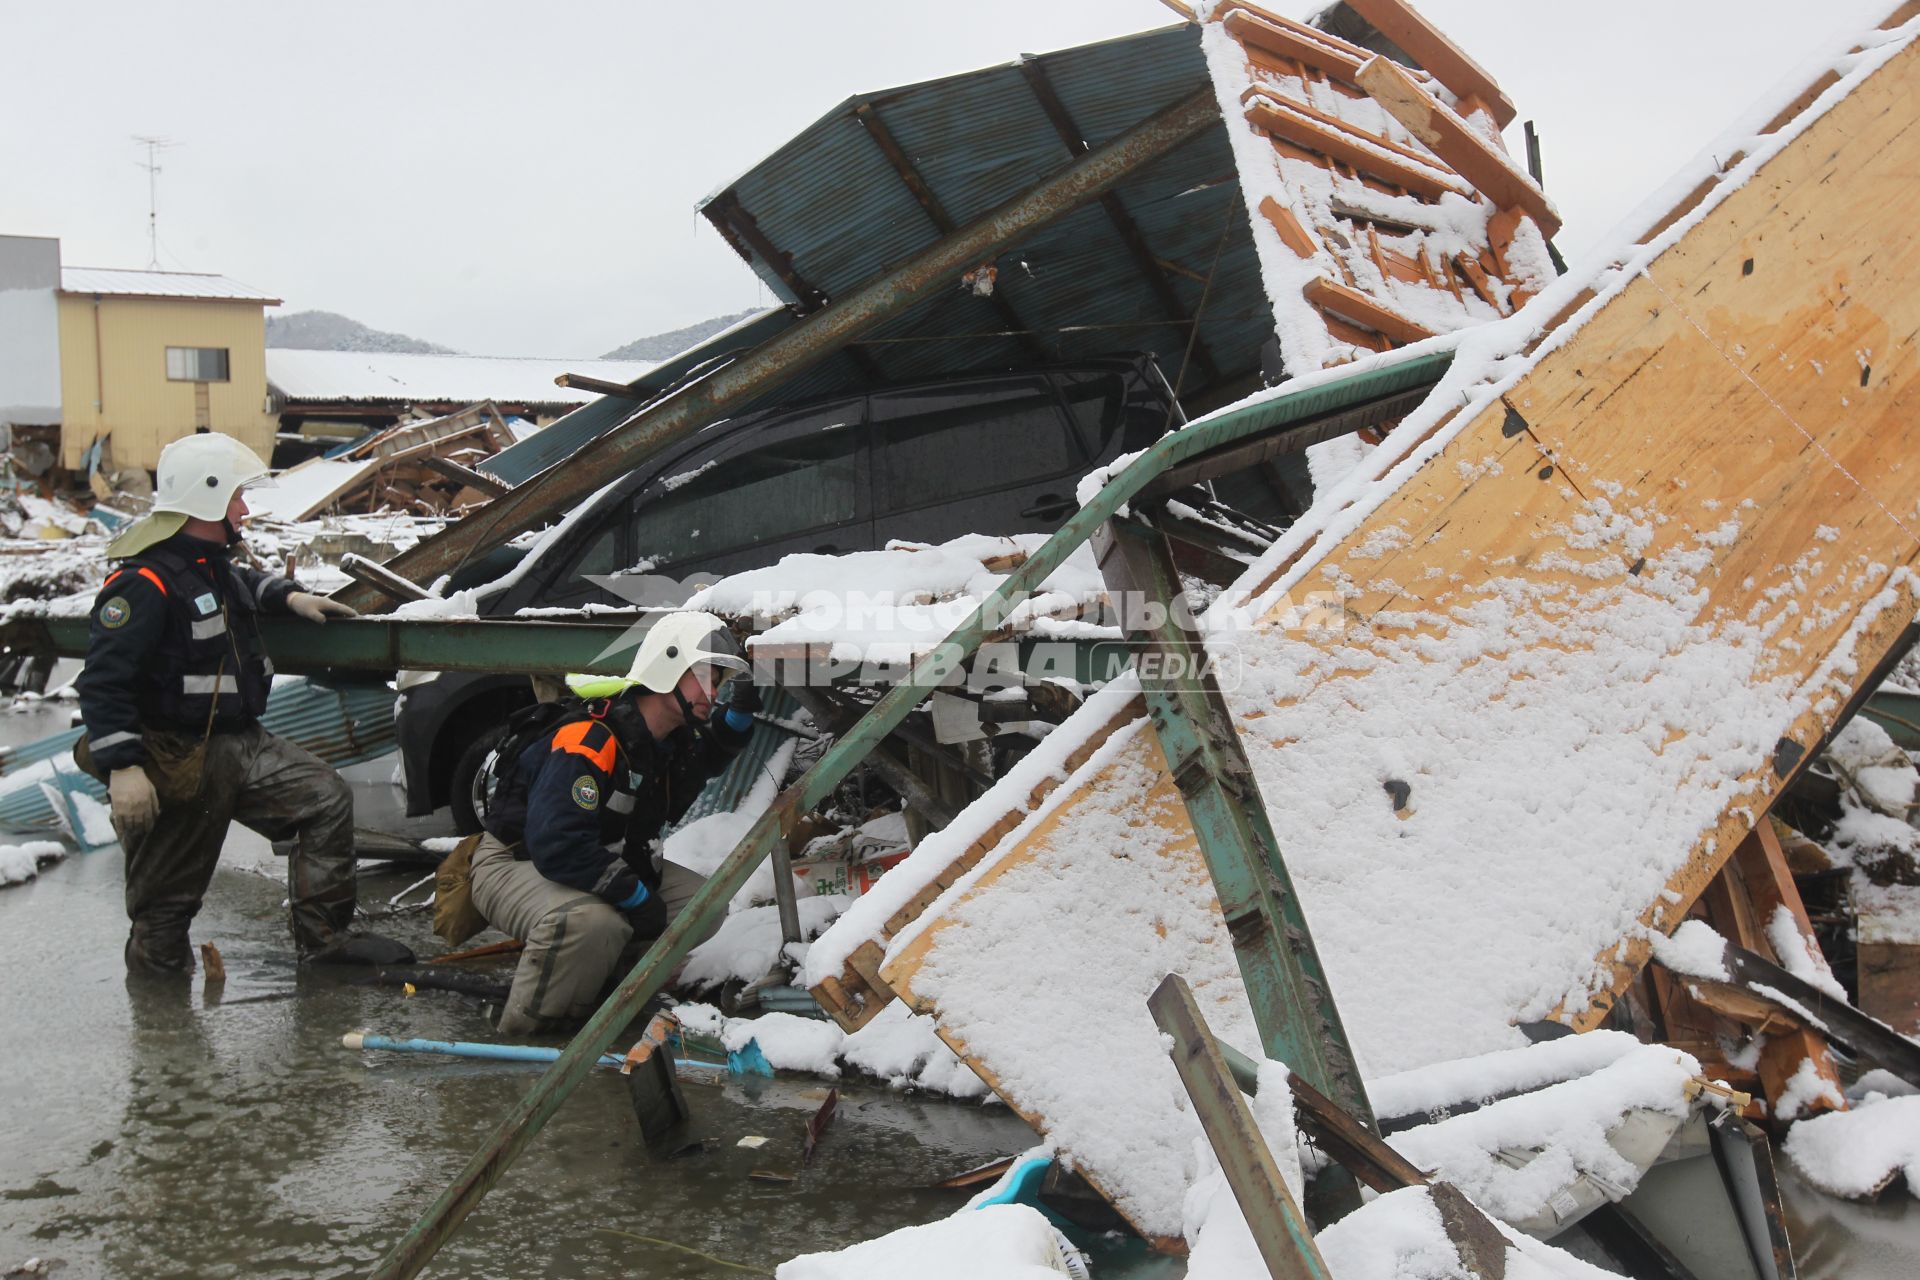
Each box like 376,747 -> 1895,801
850,12 -> 1920,1242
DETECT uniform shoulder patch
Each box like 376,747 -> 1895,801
571,774 -> 601,811
99,596 -> 133,629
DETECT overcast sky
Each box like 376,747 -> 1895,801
1,0 -> 1893,358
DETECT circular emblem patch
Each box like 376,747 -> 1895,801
100,597 -> 132,629
571,775 -> 600,811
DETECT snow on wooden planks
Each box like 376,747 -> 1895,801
873,20 -> 1920,1243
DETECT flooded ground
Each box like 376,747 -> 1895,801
0,704 -> 1036,1278
3,702 -> 1914,1277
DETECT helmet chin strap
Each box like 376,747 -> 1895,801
671,683 -> 714,729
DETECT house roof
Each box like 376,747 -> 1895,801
59,266 -> 281,304
265,348 -> 656,407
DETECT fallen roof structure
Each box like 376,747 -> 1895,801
328,3 -> 1550,613
796,0 -> 1920,1252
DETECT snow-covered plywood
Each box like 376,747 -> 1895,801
871,14 -> 1920,1242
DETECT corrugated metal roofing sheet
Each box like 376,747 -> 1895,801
59,266 -> 281,304
697,22 -> 1263,405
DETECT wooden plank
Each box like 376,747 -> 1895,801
1245,97 -> 1466,202
1857,941 -> 1920,1035
1734,823 -> 1850,1117
1220,6 -> 1365,85
1303,276 -> 1436,345
1258,196 -> 1320,259
1356,55 -> 1560,237
1149,975 -> 1333,1280
1342,0 -> 1517,127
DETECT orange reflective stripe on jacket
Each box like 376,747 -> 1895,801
137,567 -> 168,595
550,720 -> 618,772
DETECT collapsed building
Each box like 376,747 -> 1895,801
6,1 -> 1920,1277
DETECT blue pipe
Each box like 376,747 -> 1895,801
342,1030 -> 773,1078
344,1032 -> 627,1069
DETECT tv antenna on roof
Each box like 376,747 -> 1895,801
131,135 -> 177,269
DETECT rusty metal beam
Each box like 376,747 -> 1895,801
1019,55 -> 1222,388
336,88 -> 1220,615
853,99 -> 1051,362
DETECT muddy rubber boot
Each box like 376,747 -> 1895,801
301,933 -> 415,967
125,919 -> 194,976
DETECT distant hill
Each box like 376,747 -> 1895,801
601,309 -> 761,362
266,310 -> 455,354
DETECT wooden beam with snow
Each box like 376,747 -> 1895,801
1257,196 -> 1320,258
1355,55 -> 1560,237
1244,95 -> 1466,202
1303,276 -> 1434,345
1219,4 -> 1366,85
1342,0 -> 1517,127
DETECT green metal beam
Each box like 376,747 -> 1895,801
1096,514 -> 1373,1224
368,346 -> 1454,1280
16,614 -> 1136,688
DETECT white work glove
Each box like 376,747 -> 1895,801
287,592 -> 358,624
109,767 -> 160,848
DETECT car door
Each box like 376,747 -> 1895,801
869,373 -> 1090,545
622,399 -> 873,581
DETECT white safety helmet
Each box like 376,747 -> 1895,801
566,610 -> 749,701
152,433 -> 272,521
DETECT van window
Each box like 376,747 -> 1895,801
873,380 -> 1079,512
626,425 -> 863,569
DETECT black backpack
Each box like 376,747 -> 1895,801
475,697 -> 588,824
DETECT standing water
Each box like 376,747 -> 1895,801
0,710 -> 1035,1278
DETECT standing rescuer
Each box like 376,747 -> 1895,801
76,432 -> 412,973
468,610 -> 760,1035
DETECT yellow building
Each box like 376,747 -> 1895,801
54,265 -> 280,474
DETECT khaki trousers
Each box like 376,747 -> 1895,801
468,833 -> 717,1036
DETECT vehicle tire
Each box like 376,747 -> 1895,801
449,724 -> 509,836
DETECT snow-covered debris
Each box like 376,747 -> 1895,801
776,1204 -> 1082,1280
0,840 -> 66,886
1385,1044 -> 1698,1229
1784,1090 -> 1920,1199
688,533 -> 1111,667
1310,1184 -> 1620,1280
1367,1031 -> 1646,1126
1648,919 -> 1733,982
672,1001 -> 986,1098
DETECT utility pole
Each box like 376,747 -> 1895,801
131,135 -> 175,269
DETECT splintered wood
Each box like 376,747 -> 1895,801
869,21 -> 1920,1243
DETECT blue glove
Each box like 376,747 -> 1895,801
723,680 -> 762,731
615,882 -> 650,911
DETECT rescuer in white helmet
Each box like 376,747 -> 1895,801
75,432 -> 411,972
465,610 -> 760,1034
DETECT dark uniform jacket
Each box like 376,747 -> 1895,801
483,700 -> 750,906
76,530 -> 301,774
